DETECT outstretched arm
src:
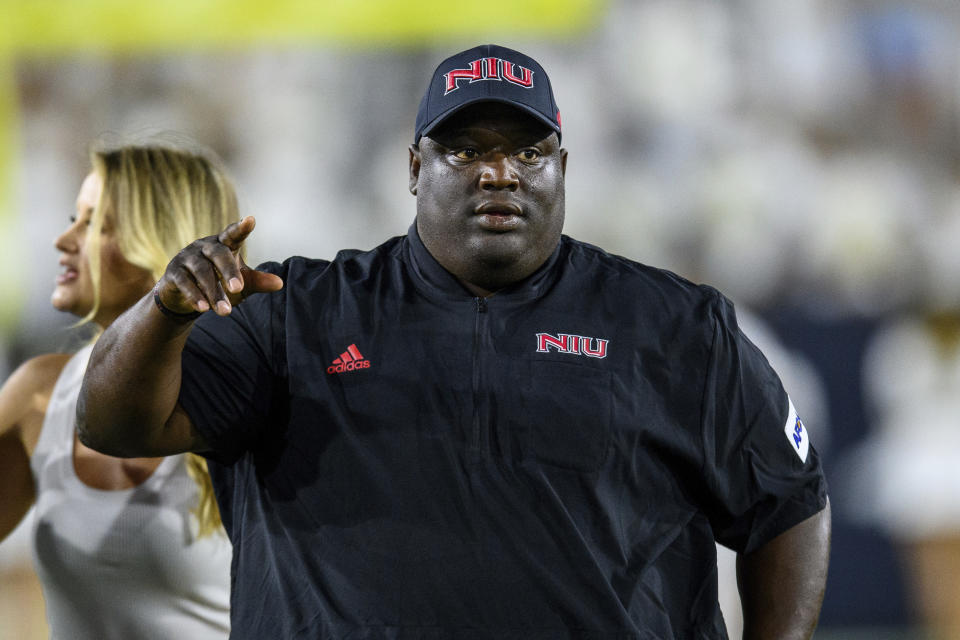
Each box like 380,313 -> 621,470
737,499 -> 831,640
77,216 -> 283,458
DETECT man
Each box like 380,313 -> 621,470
79,44 -> 830,639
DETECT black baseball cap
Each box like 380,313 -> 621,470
414,44 -> 562,144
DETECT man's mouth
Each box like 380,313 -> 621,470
475,202 -> 523,218
473,202 -> 524,231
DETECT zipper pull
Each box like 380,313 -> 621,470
475,297 -> 487,313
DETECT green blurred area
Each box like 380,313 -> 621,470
0,54 -> 21,332
0,0 -> 604,52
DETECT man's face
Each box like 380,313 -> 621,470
410,102 -> 568,296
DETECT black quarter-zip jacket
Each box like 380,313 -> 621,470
180,224 -> 827,639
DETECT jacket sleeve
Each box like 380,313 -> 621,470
178,261 -> 287,464
698,291 -> 828,554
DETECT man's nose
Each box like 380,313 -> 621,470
478,155 -> 519,191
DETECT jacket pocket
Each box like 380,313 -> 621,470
509,360 -> 612,472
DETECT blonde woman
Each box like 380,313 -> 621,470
0,144 -> 234,639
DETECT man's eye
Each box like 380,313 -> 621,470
452,148 -> 478,160
518,149 -> 541,162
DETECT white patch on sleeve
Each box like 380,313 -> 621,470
783,397 -> 809,463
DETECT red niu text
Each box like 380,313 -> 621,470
327,344 -> 371,374
536,333 -> 609,359
444,57 -> 534,94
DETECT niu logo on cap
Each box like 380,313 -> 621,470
444,57 -> 534,95
536,333 -> 608,359
326,343 -> 371,374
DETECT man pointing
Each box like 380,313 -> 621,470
80,44 -> 829,639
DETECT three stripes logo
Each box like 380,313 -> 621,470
326,343 -> 371,374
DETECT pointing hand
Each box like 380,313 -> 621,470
154,216 -> 283,317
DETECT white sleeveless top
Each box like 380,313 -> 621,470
30,345 -> 232,639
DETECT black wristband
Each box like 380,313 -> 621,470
152,285 -> 203,321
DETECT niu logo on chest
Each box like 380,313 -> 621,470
444,57 -> 534,94
327,343 -> 371,374
536,333 -> 609,359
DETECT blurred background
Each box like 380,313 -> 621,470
2,0 -> 959,638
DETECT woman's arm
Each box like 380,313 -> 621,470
0,354 -> 70,541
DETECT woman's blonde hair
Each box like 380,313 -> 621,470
84,142 -> 242,538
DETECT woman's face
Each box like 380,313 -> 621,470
51,171 -> 154,327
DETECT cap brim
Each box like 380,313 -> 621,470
417,97 -> 561,144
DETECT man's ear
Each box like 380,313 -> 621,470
560,148 -> 568,177
408,144 -> 421,196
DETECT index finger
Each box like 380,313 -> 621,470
218,216 -> 257,252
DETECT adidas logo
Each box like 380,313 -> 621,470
326,343 -> 371,374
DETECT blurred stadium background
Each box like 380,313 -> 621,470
2,0 -> 959,638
